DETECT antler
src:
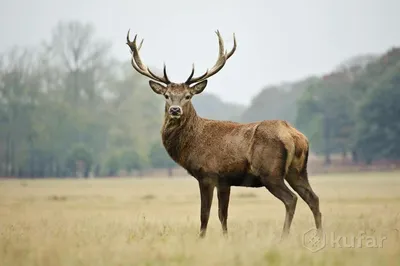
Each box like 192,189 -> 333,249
185,30 -> 237,85
126,29 -> 171,84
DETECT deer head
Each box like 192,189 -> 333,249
126,30 -> 237,119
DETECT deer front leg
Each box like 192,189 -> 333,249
217,185 -> 231,236
198,180 -> 215,238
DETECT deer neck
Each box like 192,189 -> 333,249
161,101 -> 200,165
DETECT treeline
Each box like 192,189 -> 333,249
241,50 -> 400,165
1,20 -> 399,178
299,49 -> 400,164
0,21 -> 174,177
0,21 -> 247,178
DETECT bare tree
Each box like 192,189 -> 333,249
44,21 -> 112,102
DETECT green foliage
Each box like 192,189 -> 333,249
295,48 -> 400,164
353,51 -> 400,162
296,84 -> 324,153
65,144 -> 93,177
120,149 -> 146,172
103,149 -> 146,176
105,152 -> 121,177
149,142 -> 176,169
0,20 -> 161,177
192,93 -> 246,121
296,73 -> 356,162
241,77 -> 318,124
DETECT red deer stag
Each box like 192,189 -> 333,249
126,30 -> 322,239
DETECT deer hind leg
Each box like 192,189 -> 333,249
254,143 -> 297,240
198,180 -> 215,238
217,185 -> 231,236
285,168 -> 322,234
262,176 -> 298,240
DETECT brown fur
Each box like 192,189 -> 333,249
125,30 -> 322,239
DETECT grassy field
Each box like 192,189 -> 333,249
1,172 -> 400,266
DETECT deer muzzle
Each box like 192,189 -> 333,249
168,105 -> 183,118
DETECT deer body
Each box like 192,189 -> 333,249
126,30 -> 322,239
162,101 -> 307,188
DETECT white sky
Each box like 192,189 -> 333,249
1,0 -> 399,105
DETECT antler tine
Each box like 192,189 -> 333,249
138,38 -> 144,51
146,62 -> 170,84
226,33 -> 237,59
184,64 -> 195,84
126,29 -> 170,84
163,63 -> 170,84
185,63 -> 209,84
185,30 -> 236,85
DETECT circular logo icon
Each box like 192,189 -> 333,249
303,228 -> 326,252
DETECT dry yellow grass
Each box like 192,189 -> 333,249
1,172 -> 400,266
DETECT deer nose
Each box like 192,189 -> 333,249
169,106 -> 182,115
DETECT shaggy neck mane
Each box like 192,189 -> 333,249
161,101 -> 201,165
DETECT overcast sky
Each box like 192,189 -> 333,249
1,0 -> 399,105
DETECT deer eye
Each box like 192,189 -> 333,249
185,95 -> 191,100
164,95 -> 169,99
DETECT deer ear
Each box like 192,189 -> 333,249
190,80 -> 208,95
149,80 -> 167,94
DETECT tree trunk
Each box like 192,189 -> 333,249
341,149 -> 347,164
5,133 -> 11,176
323,114 -> 331,166
351,150 -> 358,164
10,140 -> 15,177
167,167 -> 173,177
